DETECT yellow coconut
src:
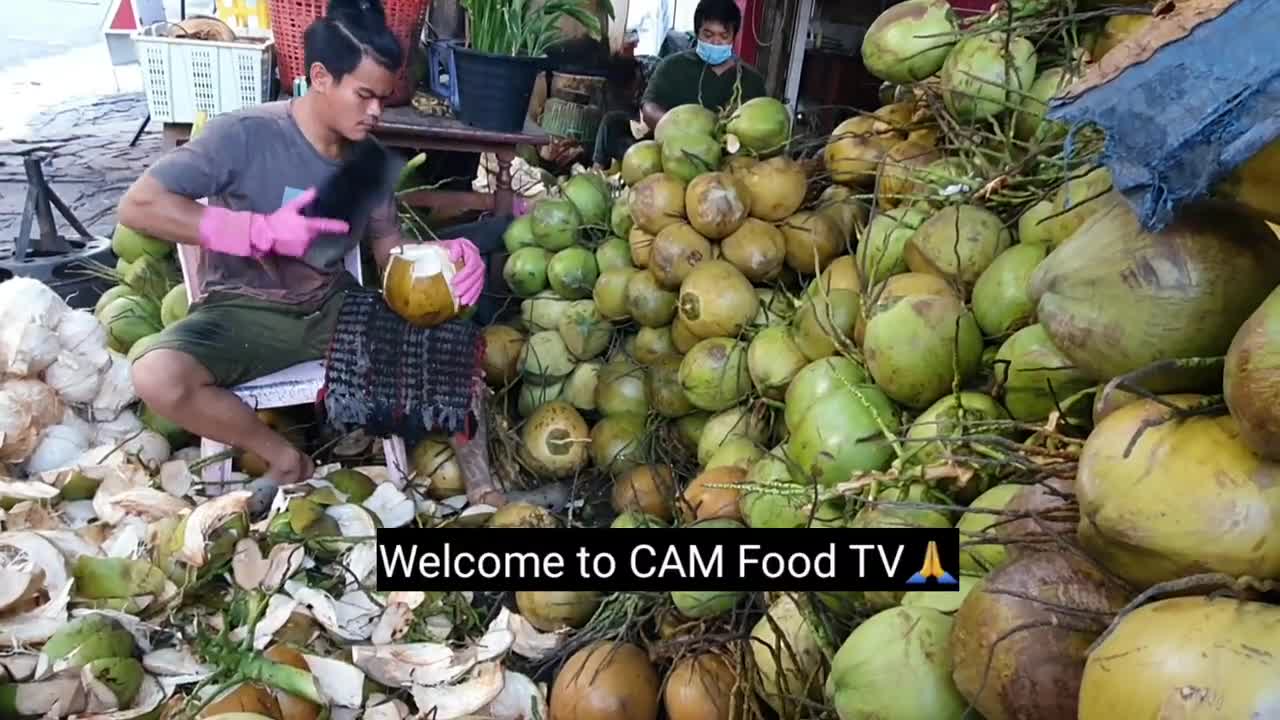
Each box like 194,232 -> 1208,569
824,114 -> 905,187
779,212 -> 844,275
1078,596 -> 1280,720
1076,395 -> 1280,588
382,243 -> 462,327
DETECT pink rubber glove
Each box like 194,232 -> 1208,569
438,238 -> 485,306
197,187 -> 350,259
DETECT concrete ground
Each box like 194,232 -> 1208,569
0,0 -> 216,256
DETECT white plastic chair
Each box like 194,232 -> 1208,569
175,241 -> 410,494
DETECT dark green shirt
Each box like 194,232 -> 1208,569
642,50 -> 768,114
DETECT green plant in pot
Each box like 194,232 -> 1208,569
453,0 -> 612,132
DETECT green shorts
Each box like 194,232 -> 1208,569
135,282 -> 352,388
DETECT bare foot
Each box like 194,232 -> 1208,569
264,447 -> 314,487
469,488 -> 508,508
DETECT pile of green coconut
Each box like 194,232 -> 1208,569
467,1 -> 1280,719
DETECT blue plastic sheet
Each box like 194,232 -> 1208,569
1046,0 -> 1280,232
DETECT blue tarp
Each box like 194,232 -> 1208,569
1046,0 -> 1280,232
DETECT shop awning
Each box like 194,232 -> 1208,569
1046,0 -> 1280,232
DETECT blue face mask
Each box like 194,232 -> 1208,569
696,39 -> 734,66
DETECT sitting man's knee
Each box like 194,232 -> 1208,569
131,349 -> 206,412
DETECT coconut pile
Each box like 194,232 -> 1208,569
471,0 -> 1280,718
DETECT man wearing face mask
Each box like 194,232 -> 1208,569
591,0 -> 767,169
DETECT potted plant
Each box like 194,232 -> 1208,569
442,0 -> 610,133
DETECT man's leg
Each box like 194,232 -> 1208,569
131,349 -> 314,484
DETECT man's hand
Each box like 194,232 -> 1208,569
197,186 -> 350,259
538,138 -> 585,171
437,238 -> 485,306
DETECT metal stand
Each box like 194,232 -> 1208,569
14,157 -> 93,258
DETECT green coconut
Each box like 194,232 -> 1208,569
1014,67 -> 1071,142
993,324 -> 1095,423
648,354 -> 695,418
907,204 -> 1014,289
504,247 -> 551,298
595,360 -> 650,417
1224,286 -> 1280,460
518,330 -> 575,383
590,413 -> 650,476
784,356 -> 871,431
861,0 -> 960,84
941,32 -> 1038,123
621,140 -> 664,186
854,497 -> 954,609
863,292 -> 984,409
141,404 -> 191,448
677,260 -> 759,340
626,269 -> 679,327
972,243 -> 1048,338
789,289 -> 860,361
503,215 -> 538,253
557,300 -> 612,360
123,254 -> 175,300
1037,166 -> 1114,246
596,236 -> 633,274
826,606 -> 968,720
725,97 -> 792,155
521,291 -> 574,333
704,436 -> 765,473
654,104 -> 718,145
670,522 -> 747,618
111,223 -> 172,263
530,198 -> 582,251
790,382 -> 899,486
609,198 -> 634,240
678,337 -> 752,412
1017,199 -> 1056,247
593,267 -> 637,321
738,448 -> 811,529
561,173 -> 611,228
101,295 -> 163,354
747,326 -> 808,400
1030,191 -> 1280,384
95,285 -> 136,321
518,380 -> 564,417
547,247 -> 599,300
697,404 -> 772,466
662,132 -> 724,184
902,390 -> 1010,473
126,332 -> 163,363
856,206 -> 928,285
561,361 -> 601,412
956,483 -> 1025,575
159,283 -> 189,327
632,326 -> 675,365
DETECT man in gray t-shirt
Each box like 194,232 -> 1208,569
117,0 -> 506,506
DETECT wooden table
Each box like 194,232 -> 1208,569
161,105 -> 550,217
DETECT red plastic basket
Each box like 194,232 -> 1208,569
267,0 -> 430,106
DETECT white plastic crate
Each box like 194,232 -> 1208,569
133,23 -> 276,124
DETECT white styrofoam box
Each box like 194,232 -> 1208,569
133,23 -> 275,124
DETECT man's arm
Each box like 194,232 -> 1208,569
641,101 -> 667,130
368,197 -> 403,277
640,54 -> 685,129
117,116 -> 245,245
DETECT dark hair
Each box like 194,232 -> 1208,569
303,0 -> 404,84
694,0 -> 742,36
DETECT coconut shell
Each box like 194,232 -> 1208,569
1224,285 -> 1280,459
1076,395 -> 1280,588
1078,596 -> 1280,719
1030,191 -> 1280,384
550,641 -> 660,720
950,551 -> 1132,720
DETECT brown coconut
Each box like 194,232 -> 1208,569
549,641 -> 661,720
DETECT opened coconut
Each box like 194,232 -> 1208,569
863,292 -> 983,409
907,204 -> 1013,289
649,223 -> 712,290
679,337 -> 751,412
549,641 -> 660,720
1030,192 -> 1280,383
972,243 -> 1047,338
629,173 -> 687,236
856,206 -> 928,285
720,218 -> 786,283
1076,395 -> 1280,588
1078,596 -> 1280,720
780,212 -> 844,275
622,140 -> 664,186
994,324 -> 1094,423
825,606 -> 967,720
626,270 -> 679,327
861,0 -> 959,84
677,260 -> 759,339
950,551 -> 1131,720
685,172 -> 750,239
725,96 -> 791,155
519,401 -> 590,479
940,32 -> 1037,123
1223,286 -> 1280,459
734,156 -> 807,221
382,244 -> 463,328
